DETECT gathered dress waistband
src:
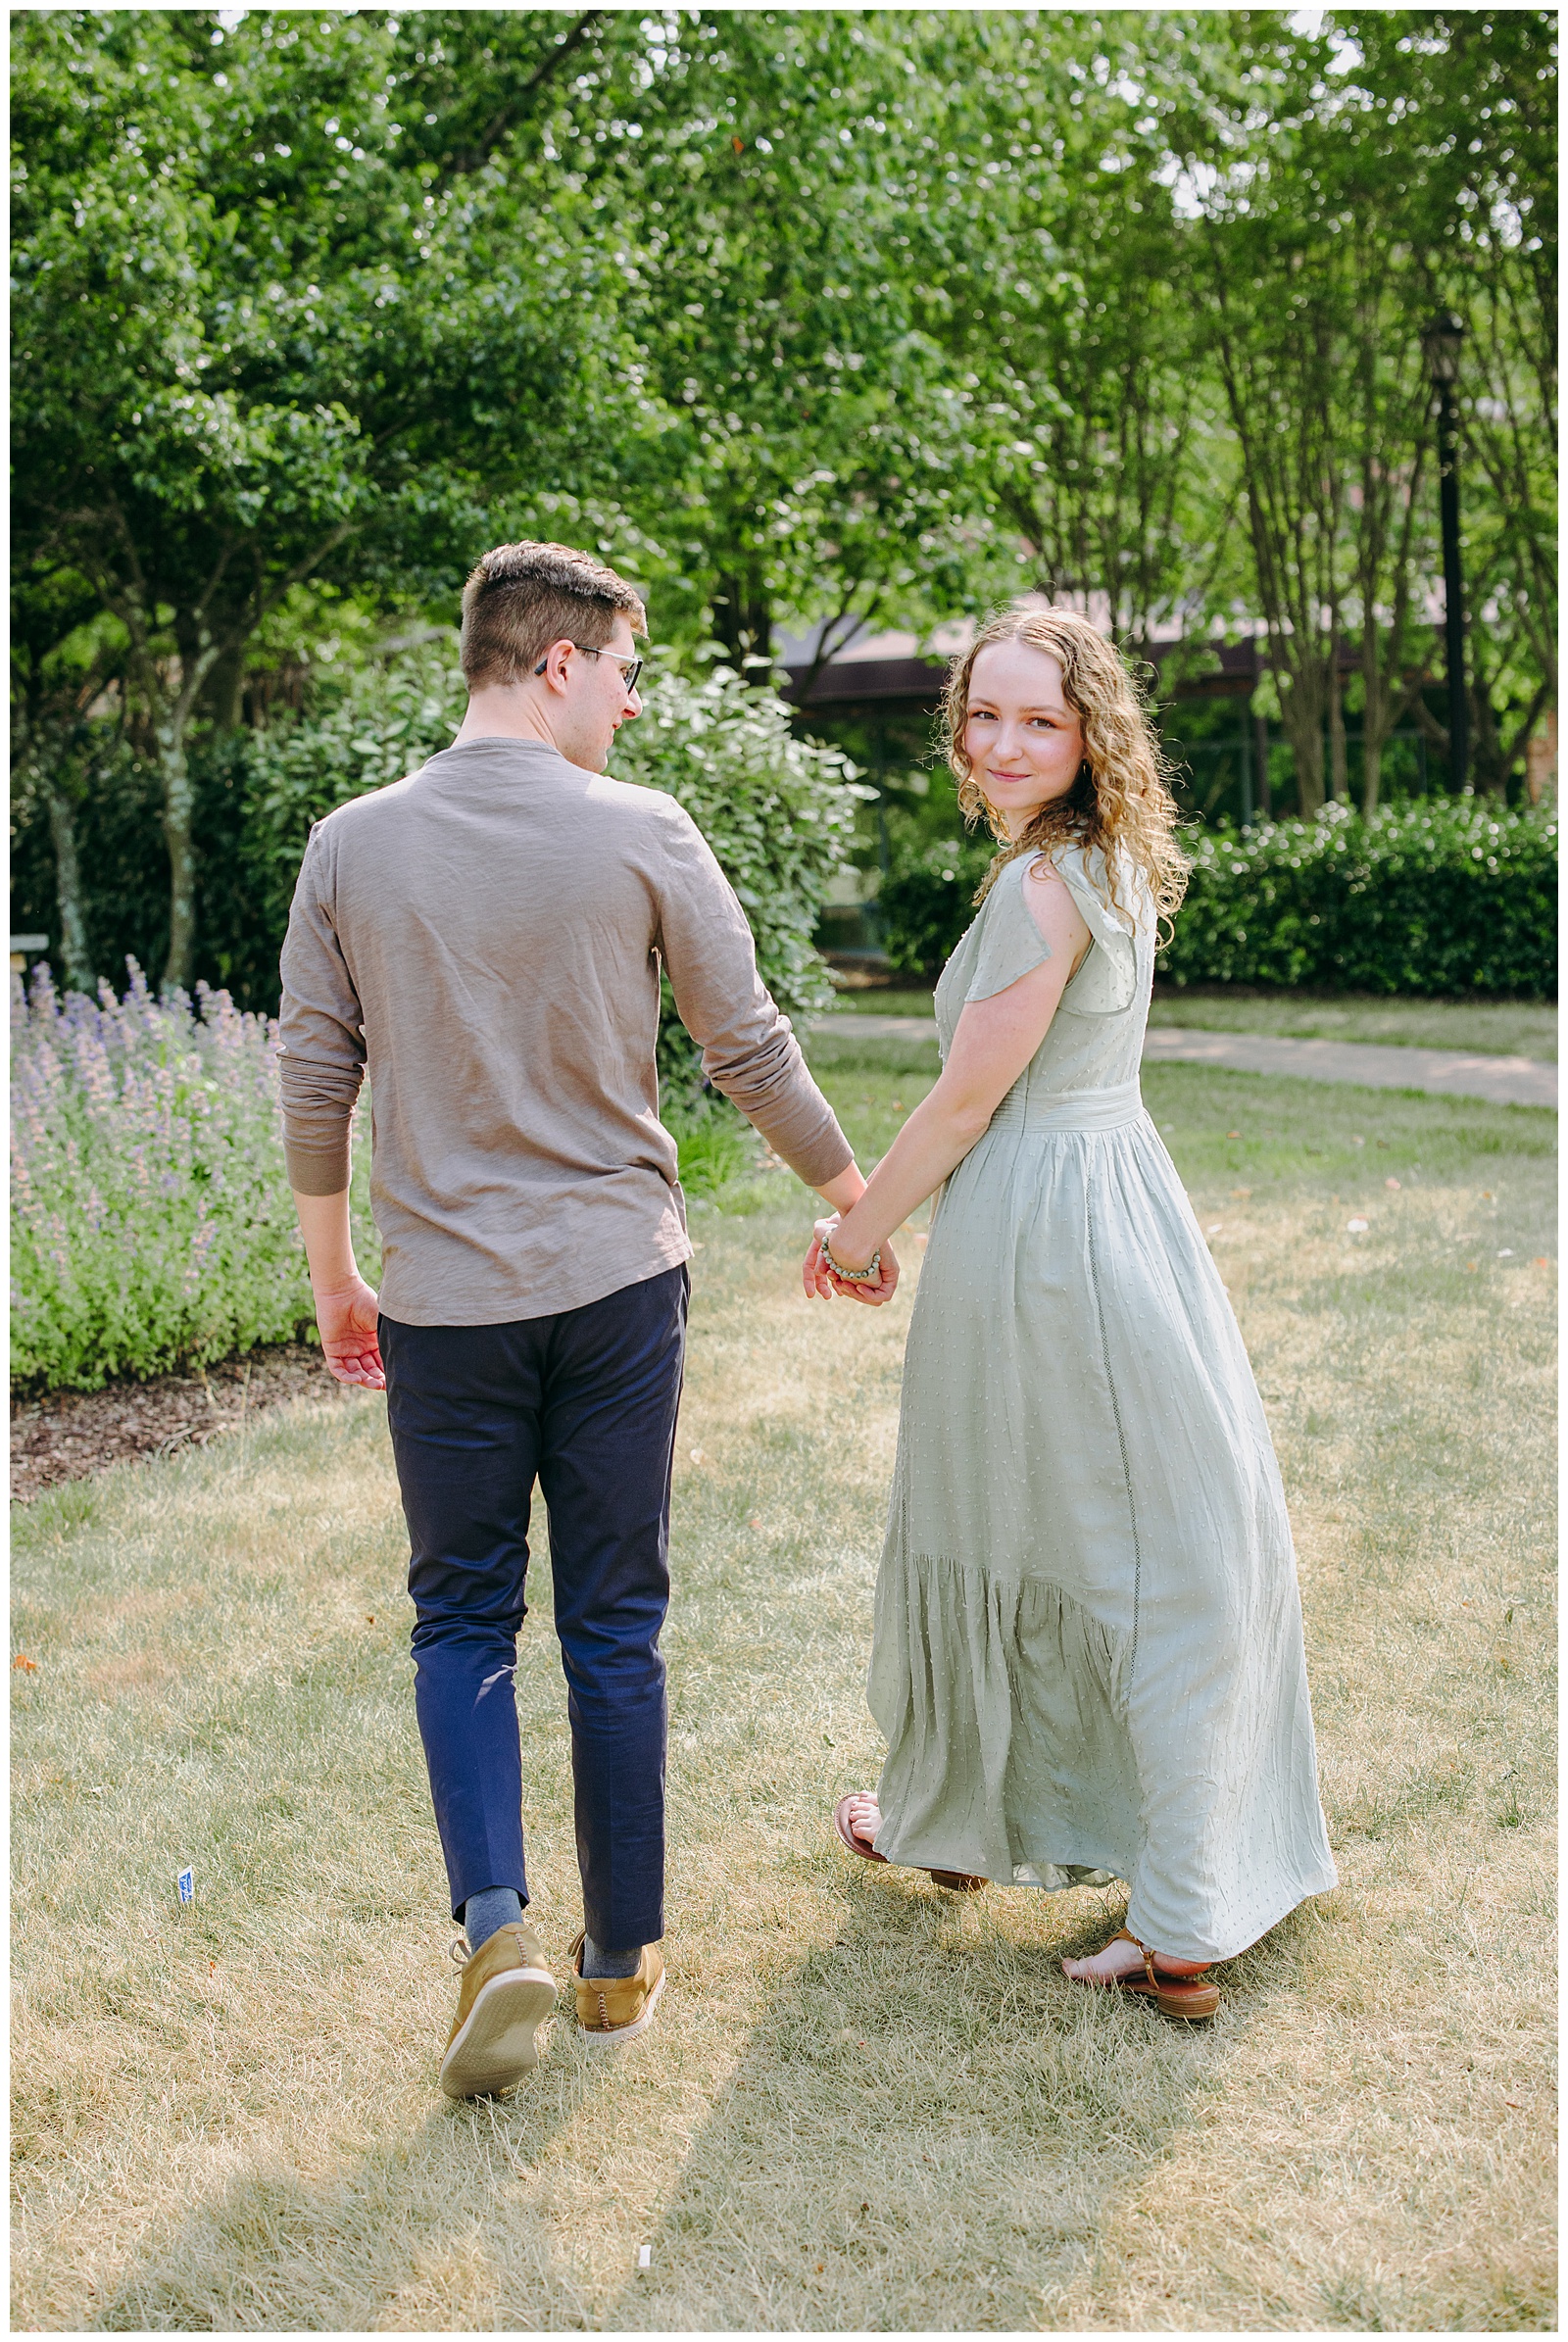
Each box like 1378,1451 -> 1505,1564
987,1076 -> 1145,1135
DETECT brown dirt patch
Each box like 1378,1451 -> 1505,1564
10,1344 -> 351,1503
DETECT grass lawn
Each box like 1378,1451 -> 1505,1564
12,1058 -> 1556,2332
827,985 -> 942,1017
829,982 -> 1558,1062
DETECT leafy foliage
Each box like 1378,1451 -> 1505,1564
1160,804 -> 1558,998
902,14 -> 1222,645
874,835 -> 1000,977
608,664 -> 867,1092
10,964 -> 377,1392
240,643 -> 861,1090
875,804 -> 1557,1000
11,8 -> 1558,1006
10,7 -> 646,985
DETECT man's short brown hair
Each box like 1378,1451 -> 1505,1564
459,541 -> 648,690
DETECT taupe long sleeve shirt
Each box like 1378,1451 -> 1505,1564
277,737 -> 853,1326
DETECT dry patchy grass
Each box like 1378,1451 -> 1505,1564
11,1066 -> 1555,2331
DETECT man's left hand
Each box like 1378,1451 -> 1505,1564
313,1275 -> 386,1389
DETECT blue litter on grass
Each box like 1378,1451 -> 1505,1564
176,1867 -> 195,1906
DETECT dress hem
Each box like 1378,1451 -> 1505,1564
1124,1861 -> 1341,1965
868,1840 -> 1341,1963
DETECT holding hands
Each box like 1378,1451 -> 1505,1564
803,1217 -> 901,1306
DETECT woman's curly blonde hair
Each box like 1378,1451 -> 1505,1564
942,604 -> 1189,929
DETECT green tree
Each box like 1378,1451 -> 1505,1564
1167,12 -> 1556,812
583,11 -> 997,673
907,14 -> 1235,649
12,7 -> 635,991
1346,11 -> 1557,793
1166,21 -> 1436,815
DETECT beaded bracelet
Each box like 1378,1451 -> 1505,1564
820,1231 -> 881,1283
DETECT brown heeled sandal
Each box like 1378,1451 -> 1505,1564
1065,1927 -> 1221,2022
832,1794 -> 988,1894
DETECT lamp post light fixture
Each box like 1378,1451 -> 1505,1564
1422,310 -> 1467,792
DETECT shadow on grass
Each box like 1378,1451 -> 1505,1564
77,1858 -> 1324,2333
592,1857 -> 1312,2334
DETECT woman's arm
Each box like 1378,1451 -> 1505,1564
806,865 -> 1092,1296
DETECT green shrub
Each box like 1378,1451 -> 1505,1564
12,654 -> 857,1391
874,835 -> 999,975
668,1098 -> 760,1199
10,964 -> 378,1392
242,642 -> 864,1098
239,641 -> 473,964
1159,801 -> 1557,999
876,802 -> 1557,1000
608,663 -> 867,1097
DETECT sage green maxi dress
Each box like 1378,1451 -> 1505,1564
867,841 -> 1338,1961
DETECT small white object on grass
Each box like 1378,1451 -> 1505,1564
1347,1218 -> 1369,1234
176,1866 -> 195,1906
638,2245 -> 652,2270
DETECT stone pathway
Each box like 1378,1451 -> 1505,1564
819,1014 -> 1557,1109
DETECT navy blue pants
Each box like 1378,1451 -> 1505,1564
380,1266 -> 687,1948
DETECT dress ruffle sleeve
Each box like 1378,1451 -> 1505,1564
1048,841 -> 1140,1017
962,856 -> 1054,1003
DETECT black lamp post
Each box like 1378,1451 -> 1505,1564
1422,310 -> 1467,792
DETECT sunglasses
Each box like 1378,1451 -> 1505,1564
533,642 -> 644,693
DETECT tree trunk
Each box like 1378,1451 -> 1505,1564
202,641 -> 247,731
712,564 -> 772,667
1274,663 -> 1329,816
1360,648 -> 1388,818
1361,723 -> 1383,818
158,719 -> 199,995
151,618 -> 227,995
1465,654 -> 1511,798
1328,659 -> 1348,803
43,773 -> 94,994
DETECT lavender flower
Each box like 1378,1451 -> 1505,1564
11,961 -> 377,1391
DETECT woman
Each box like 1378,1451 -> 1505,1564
807,606 -> 1337,2021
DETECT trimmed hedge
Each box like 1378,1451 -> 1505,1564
875,802 -> 1557,1000
1160,802 -> 1557,998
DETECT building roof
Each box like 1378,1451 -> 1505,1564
778,629 -> 1357,712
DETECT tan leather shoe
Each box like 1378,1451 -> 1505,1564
438,1922 -> 558,2098
569,1930 -> 665,2046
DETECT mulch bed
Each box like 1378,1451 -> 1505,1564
11,1342 -> 352,1504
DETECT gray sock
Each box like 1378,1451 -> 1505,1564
464,1885 -> 524,1954
582,1933 -> 641,1980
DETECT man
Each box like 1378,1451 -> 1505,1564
278,541 -> 891,2096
